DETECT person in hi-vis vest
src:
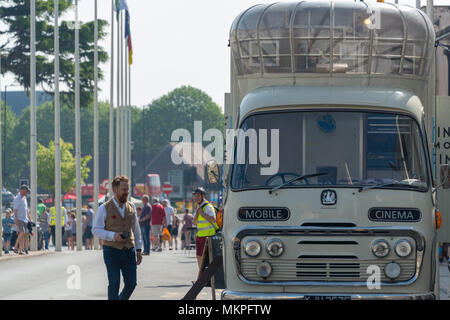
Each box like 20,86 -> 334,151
49,206 -> 67,247
192,187 -> 218,269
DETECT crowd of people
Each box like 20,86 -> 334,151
136,195 -> 195,255
2,185 -> 96,255
2,186 -> 197,256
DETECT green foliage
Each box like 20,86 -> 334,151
0,0 -> 109,107
36,138 -> 91,195
136,86 -> 224,154
2,86 -> 224,192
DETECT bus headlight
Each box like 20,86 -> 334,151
244,239 -> 261,257
256,261 -> 272,278
266,239 -> 284,257
371,239 -> 390,258
394,239 -> 412,258
384,262 -> 401,280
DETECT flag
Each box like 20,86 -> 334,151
114,0 -> 128,11
125,9 -> 133,65
115,0 -> 128,19
127,34 -> 133,65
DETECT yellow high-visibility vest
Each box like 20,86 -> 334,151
196,201 -> 218,237
49,207 -> 65,226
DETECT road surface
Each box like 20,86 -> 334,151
0,248 -> 448,300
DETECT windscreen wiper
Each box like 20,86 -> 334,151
269,172 -> 328,194
358,181 -> 418,193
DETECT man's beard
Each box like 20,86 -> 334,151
118,194 -> 128,204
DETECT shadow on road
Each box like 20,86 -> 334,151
144,284 -> 192,289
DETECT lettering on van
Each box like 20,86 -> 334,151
238,207 -> 290,221
368,208 -> 421,222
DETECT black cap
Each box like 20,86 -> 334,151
20,185 -> 30,192
192,187 -> 206,195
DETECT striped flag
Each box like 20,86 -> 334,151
125,9 -> 133,65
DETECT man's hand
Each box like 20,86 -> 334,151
136,252 -> 142,265
113,232 -> 125,242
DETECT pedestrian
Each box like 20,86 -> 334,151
2,209 -> 15,254
150,197 -> 166,252
92,175 -> 143,300
37,199 -> 46,220
139,195 -> 152,255
83,205 -> 94,250
65,213 -> 74,250
49,205 -> 67,247
192,187 -> 218,269
181,209 -> 194,250
10,212 -> 18,253
71,213 -> 77,250
162,199 -> 174,250
13,185 -> 32,255
171,210 -> 180,250
39,208 -> 51,251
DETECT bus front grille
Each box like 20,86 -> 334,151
240,258 -> 416,283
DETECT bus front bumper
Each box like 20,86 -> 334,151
221,290 -> 436,300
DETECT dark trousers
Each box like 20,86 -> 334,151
50,226 -> 65,246
140,226 -> 151,253
10,231 -> 18,248
103,245 -> 137,300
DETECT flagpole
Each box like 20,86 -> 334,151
93,0 -> 99,250
128,65 -> 132,196
54,0 -> 62,252
30,0 -> 38,251
115,6 -> 121,176
0,45 -> 3,257
120,11 -> 125,175
109,0 -> 115,198
124,33 -> 128,180
75,0 -> 82,251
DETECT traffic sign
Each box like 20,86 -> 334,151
162,183 -> 173,195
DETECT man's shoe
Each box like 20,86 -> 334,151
157,248 -> 162,252
143,252 -> 149,256
4,250 -> 9,254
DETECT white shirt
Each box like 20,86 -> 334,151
14,194 -> 28,222
164,206 -> 174,225
200,201 -> 215,218
92,198 -> 142,250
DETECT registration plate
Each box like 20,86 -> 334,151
304,295 -> 351,301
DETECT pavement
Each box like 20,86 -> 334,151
0,247 -> 448,300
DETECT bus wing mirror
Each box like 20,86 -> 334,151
206,160 -> 220,184
440,164 -> 450,189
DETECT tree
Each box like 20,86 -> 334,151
138,86 -> 224,154
0,0 -> 109,107
4,100 -> 109,189
36,138 -> 91,195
